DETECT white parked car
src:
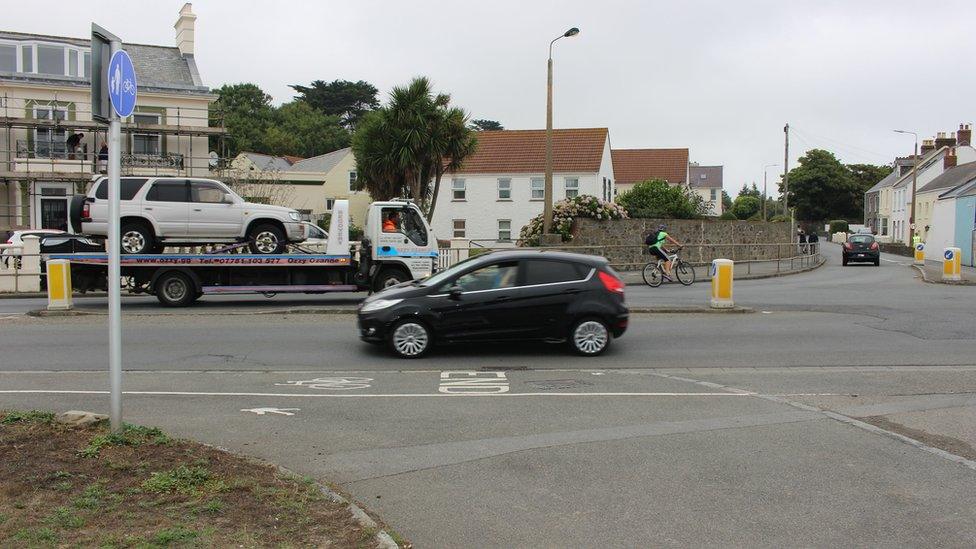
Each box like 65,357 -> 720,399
2,229 -> 66,268
74,176 -> 306,254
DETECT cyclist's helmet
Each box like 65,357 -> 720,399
658,224 -> 667,231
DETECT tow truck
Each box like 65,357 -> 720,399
53,199 -> 439,306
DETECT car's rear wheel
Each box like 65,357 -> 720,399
120,221 -> 155,254
389,319 -> 431,358
248,224 -> 286,254
569,317 -> 611,356
155,271 -> 197,307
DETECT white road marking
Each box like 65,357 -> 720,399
274,377 -> 373,390
0,389 -> 845,398
439,371 -> 509,394
241,407 -> 299,416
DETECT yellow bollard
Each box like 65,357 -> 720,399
46,259 -> 73,311
942,247 -> 962,281
914,243 -> 925,265
709,258 -> 734,309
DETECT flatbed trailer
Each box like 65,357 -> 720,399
50,199 -> 439,306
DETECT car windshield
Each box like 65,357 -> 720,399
850,236 -> 874,244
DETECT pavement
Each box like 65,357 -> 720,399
913,258 -> 976,285
2,243 -> 976,547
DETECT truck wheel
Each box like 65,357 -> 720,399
155,272 -> 197,307
248,224 -> 286,254
373,268 -> 410,292
120,221 -> 155,254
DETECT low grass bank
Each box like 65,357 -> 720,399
0,410 -> 385,548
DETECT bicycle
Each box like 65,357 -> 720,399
642,246 -> 696,287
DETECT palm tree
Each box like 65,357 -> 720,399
351,77 -> 477,220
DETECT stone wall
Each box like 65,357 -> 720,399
570,218 -> 794,269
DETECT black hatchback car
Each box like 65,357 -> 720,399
842,234 -> 880,266
358,251 -> 628,358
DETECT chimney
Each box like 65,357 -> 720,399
174,3 -> 196,56
920,138 -> 935,155
959,123 -> 972,147
944,149 -> 957,170
934,131 -> 956,151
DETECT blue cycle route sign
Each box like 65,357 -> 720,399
945,249 -> 954,261
107,50 -> 137,118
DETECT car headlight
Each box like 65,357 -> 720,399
360,298 -> 403,313
288,211 -> 301,222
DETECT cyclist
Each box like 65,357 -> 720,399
646,224 -> 683,279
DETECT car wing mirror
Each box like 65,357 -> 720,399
221,194 -> 234,204
448,285 -> 463,300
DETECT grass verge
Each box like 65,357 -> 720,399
0,410 -> 387,548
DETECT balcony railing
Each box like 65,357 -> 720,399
121,152 -> 185,170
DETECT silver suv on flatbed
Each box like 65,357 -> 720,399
74,176 -> 306,254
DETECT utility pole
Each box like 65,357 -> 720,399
543,27 -> 579,238
783,123 -> 790,217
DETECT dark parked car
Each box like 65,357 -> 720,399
358,251 -> 628,358
843,234 -> 880,266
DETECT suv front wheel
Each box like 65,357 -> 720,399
248,223 -> 286,254
120,221 -> 155,254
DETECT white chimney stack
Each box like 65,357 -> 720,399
174,3 -> 196,56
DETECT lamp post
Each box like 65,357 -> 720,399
893,129 -> 918,243
543,26 -> 580,237
762,163 -> 779,221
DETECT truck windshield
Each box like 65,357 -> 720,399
401,207 -> 429,246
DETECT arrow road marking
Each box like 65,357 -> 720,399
241,407 -> 299,416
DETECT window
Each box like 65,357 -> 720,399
523,260 -> 586,285
21,45 -> 33,73
0,45 -> 15,72
146,181 -> 188,202
325,199 -> 335,211
498,219 -> 511,241
348,171 -> 357,191
400,207 -> 429,246
453,219 -> 466,238
37,45 -> 65,75
565,177 -> 579,199
881,218 -> 888,236
455,262 -> 519,292
530,177 -> 544,200
452,178 -> 466,200
710,189 -> 717,201
497,178 -> 511,200
132,113 -> 162,155
34,107 -> 68,158
602,177 -> 608,201
68,50 -> 78,77
700,173 -> 707,180
94,178 -> 148,200
83,52 -> 91,78
190,181 -> 228,203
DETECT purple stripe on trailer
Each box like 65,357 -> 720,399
201,284 -> 360,294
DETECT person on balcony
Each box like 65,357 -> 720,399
97,142 -> 108,173
66,132 -> 84,160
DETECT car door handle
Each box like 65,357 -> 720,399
144,207 -> 153,211
493,295 -> 510,301
562,288 -> 582,295
193,208 -> 202,212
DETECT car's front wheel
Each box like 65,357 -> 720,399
389,319 -> 431,358
248,223 -> 286,254
569,317 -> 611,356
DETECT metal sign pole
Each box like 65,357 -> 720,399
107,39 -> 123,432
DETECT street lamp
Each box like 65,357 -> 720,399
762,163 -> 779,221
543,27 -> 580,238
893,129 -> 918,243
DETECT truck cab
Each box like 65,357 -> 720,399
362,199 -> 438,290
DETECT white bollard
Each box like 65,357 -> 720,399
46,259 -> 73,310
943,247 -> 962,281
709,258 -> 734,309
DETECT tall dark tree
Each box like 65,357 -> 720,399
780,149 -> 861,220
352,77 -> 477,219
290,79 -> 379,130
469,119 -> 504,131
738,182 -> 761,199
211,83 -> 275,157
272,101 -> 349,158
721,190 -> 733,212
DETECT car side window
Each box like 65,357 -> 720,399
454,262 -> 519,292
522,260 -> 587,285
190,181 -> 227,204
145,181 -> 188,202
94,178 -> 148,200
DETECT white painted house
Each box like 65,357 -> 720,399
431,128 -> 615,243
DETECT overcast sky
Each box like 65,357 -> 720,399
9,0 -> 976,197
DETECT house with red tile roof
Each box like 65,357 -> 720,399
689,163 -> 724,215
433,128 -> 615,242
611,148 -> 690,194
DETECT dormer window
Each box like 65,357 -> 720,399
0,40 -> 89,77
